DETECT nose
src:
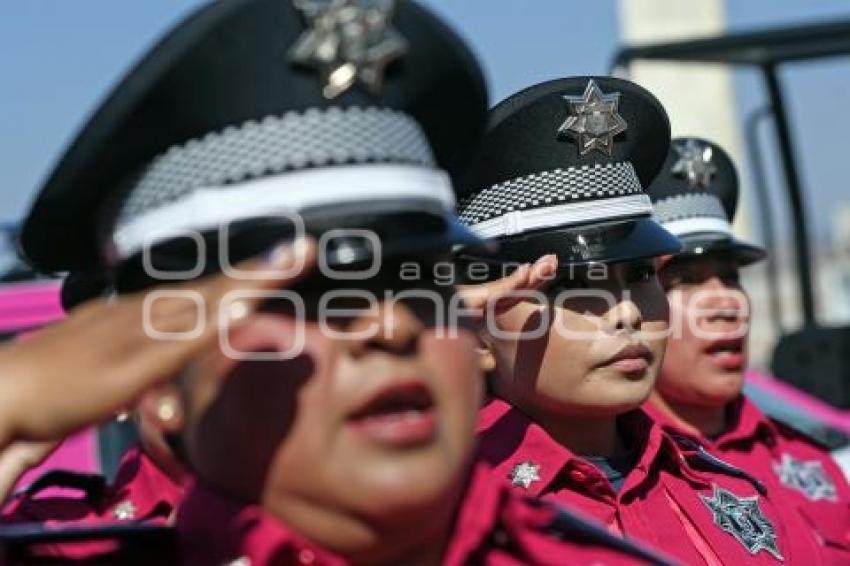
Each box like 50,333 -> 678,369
607,299 -> 643,334
347,300 -> 424,358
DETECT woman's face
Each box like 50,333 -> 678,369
656,254 -> 751,408
487,259 -> 669,419
171,262 -> 482,557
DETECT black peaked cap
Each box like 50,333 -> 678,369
22,0 -> 488,274
648,137 -> 766,266
457,76 -> 680,267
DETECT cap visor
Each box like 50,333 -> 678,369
677,233 -> 767,267
457,217 -> 681,267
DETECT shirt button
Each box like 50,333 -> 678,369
298,549 -> 316,564
492,529 -> 509,547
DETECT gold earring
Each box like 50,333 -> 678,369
156,397 -> 179,422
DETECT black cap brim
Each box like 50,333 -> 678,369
677,233 -> 767,267
457,217 -> 681,268
105,209 -> 486,294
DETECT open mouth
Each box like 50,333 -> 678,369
704,339 -> 746,370
347,382 -> 437,447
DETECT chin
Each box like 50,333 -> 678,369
701,370 -> 745,402
341,446 -> 464,516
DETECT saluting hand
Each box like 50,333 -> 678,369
457,254 -> 558,324
0,239 -> 316,449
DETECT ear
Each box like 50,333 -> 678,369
138,385 -> 185,434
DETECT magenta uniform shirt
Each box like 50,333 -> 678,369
174,463 -> 672,565
645,396 -> 850,563
477,399 -> 827,565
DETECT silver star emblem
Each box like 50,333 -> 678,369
700,485 -> 783,560
509,460 -> 541,489
112,500 -> 137,521
671,139 -> 717,189
558,79 -> 628,156
290,0 -> 408,99
773,453 -> 838,502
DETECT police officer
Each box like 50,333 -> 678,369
5,1 -> 673,564
644,137 -> 850,560
457,77 -> 827,564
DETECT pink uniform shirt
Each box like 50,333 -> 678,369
645,396 -> 850,563
477,399 -> 827,565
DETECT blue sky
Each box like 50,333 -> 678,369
2,0 -> 849,244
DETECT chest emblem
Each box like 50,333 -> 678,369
112,500 -> 137,521
509,460 -> 541,490
700,484 -> 783,560
773,453 -> 837,502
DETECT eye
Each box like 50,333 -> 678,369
628,262 -> 656,285
721,268 -> 741,286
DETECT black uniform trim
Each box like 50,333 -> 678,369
525,497 -> 678,565
669,433 -> 768,495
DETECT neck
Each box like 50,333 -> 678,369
532,408 -> 623,457
260,471 -> 464,566
649,391 -> 726,438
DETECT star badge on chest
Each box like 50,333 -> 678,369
773,453 -> 838,502
700,484 -> 783,561
558,79 -> 628,156
290,0 -> 408,98
671,138 -> 717,189
509,460 -> 541,489
112,500 -> 137,521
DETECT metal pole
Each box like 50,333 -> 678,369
761,64 -> 817,326
744,106 -> 783,331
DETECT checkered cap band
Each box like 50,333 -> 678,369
653,193 -> 727,225
458,162 -> 642,226
111,107 -> 435,229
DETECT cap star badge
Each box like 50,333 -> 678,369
773,453 -> 838,502
558,79 -> 628,156
509,461 -> 541,489
671,138 -> 717,189
290,0 -> 408,99
700,485 -> 783,560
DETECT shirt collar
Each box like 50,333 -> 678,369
176,480 -> 341,565
477,400 -> 696,497
713,396 -> 777,448
108,446 -> 185,523
477,399 -> 575,497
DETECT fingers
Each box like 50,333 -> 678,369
526,254 -> 558,290
458,254 -> 558,317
